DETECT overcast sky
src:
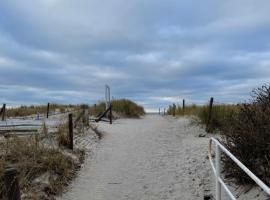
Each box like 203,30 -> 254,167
0,0 -> 270,111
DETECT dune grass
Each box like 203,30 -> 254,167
6,104 -> 79,118
0,135 -> 84,199
167,103 -> 239,132
90,99 -> 145,118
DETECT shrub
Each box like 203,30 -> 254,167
222,85 -> 270,185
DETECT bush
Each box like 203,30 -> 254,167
222,86 -> 270,185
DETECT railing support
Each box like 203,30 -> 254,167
215,144 -> 221,200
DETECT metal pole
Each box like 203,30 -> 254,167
215,144 -> 221,200
105,85 -> 108,110
68,114 -> 73,150
4,167 -> 21,200
108,86 -> 111,103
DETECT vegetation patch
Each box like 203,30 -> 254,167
90,99 -> 145,118
0,135 -> 84,200
167,85 -> 270,187
222,86 -> 270,185
6,104 -> 79,118
167,103 -> 239,132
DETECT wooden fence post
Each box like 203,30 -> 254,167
68,114 -> 73,150
85,109 -> 89,126
173,104 -> 176,117
182,99 -> 185,115
164,108 -> 166,115
4,167 -> 21,200
109,104 -> 112,124
46,103 -> 50,118
2,104 -> 6,121
206,97 -> 214,132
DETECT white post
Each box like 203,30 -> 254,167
216,144 -> 221,200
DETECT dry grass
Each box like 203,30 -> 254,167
0,135 -> 84,200
89,99 -> 145,118
167,103 -> 239,132
56,123 -> 70,148
6,104 -> 81,118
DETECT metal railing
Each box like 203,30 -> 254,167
209,137 -> 270,200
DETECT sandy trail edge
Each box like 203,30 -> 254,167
57,115 -> 267,200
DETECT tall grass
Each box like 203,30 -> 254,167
167,103 -> 239,132
90,99 -> 145,118
0,136 -> 84,199
6,104 -> 78,117
111,99 -> 145,118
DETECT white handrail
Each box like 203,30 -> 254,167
209,137 -> 270,199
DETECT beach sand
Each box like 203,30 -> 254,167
58,115 -> 267,200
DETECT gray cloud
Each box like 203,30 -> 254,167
0,0 -> 270,111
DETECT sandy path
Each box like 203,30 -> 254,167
58,115 -> 216,200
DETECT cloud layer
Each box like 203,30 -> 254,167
1,0 -> 270,111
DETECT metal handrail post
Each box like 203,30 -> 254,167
216,143 -> 221,200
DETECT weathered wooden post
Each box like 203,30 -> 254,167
109,104 -> 112,124
206,97 -> 214,132
46,103 -> 50,118
173,104 -> 176,117
4,167 -> 21,200
182,99 -> 185,115
68,114 -> 73,150
84,108 -> 89,126
164,108 -> 166,115
2,103 -> 6,121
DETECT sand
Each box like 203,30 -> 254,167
57,115 -> 268,200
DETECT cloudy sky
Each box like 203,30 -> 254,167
0,0 -> 270,111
